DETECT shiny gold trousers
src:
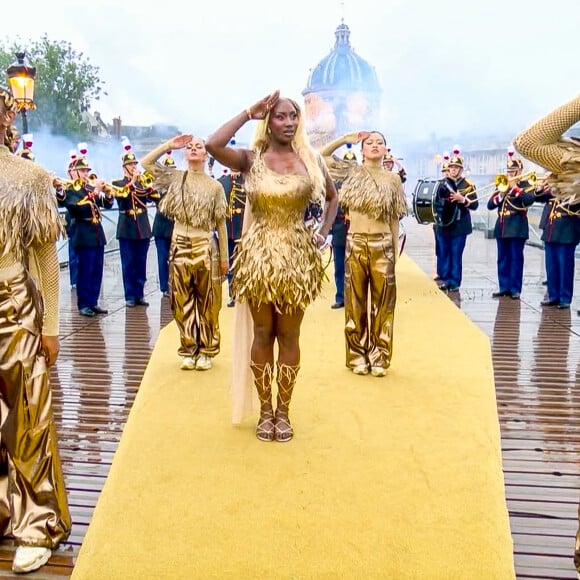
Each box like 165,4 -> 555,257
344,233 -> 396,369
169,234 -> 221,357
0,270 -> 71,547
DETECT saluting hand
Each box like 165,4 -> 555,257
247,91 -> 280,120
343,131 -> 370,145
169,134 -> 193,150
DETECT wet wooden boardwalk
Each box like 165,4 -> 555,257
0,219 -> 578,578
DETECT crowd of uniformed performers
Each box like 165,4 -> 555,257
1,78 -> 580,572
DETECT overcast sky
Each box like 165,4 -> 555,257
6,0 -> 580,148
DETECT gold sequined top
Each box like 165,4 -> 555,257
0,145 -> 63,335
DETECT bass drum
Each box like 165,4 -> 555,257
411,178 -> 457,225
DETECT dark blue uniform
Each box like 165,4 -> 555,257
217,174 -> 245,297
535,191 -> 580,307
55,188 -> 78,288
61,184 -> 114,312
331,205 -> 347,306
487,180 -> 534,296
111,178 -> 159,303
152,195 -> 174,295
436,176 -> 478,290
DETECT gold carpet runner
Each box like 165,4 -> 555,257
72,255 -> 515,579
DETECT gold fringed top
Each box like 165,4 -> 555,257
330,158 -> 407,221
0,146 -> 62,260
0,145 -> 63,336
513,94 -> 580,204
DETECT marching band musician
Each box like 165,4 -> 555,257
329,149 -> 357,310
0,86 -> 71,574
433,158 -> 451,282
60,155 -> 113,317
436,148 -> 478,292
152,154 -> 176,298
514,94 -> 580,314
54,151 -> 80,289
217,169 -> 246,307
112,144 -> 160,307
141,135 -> 228,372
487,152 -> 534,300
382,151 -> 407,183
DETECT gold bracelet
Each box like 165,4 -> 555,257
246,108 -> 253,120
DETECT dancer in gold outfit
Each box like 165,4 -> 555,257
513,94 -> 580,578
142,136 -> 228,371
0,87 -> 71,574
321,131 -> 407,377
206,91 -> 338,442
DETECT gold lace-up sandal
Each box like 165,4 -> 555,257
250,361 -> 275,442
274,362 -> 300,443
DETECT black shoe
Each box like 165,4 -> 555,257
492,290 -> 509,298
91,305 -> 108,314
126,300 -> 136,307
447,286 -> 460,293
433,276 -> 442,282
438,283 -> 448,290
540,299 -> 558,307
162,291 -> 170,298
135,298 -> 149,306
331,302 -> 344,309
227,299 -> 236,307
541,280 -> 548,286
79,307 -> 95,317
557,302 -> 570,309
510,292 -> 520,300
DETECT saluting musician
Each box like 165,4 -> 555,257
217,169 -> 246,307
60,155 -> 113,316
112,145 -> 160,307
435,148 -> 479,292
152,154 -> 176,298
487,151 -> 535,299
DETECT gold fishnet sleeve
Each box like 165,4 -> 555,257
28,241 -> 60,337
514,95 -> 580,173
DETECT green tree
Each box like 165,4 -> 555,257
0,35 -> 106,138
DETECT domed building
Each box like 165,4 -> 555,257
303,21 -> 382,147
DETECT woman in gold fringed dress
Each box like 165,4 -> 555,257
321,131 -> 407,377
513,94 -> 580,579
206,91 -> 338,442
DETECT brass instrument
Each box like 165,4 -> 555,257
138,170 -> 154,188
87,178 -> 130,198
53,177 -> 83,191
494,170 -> 539,193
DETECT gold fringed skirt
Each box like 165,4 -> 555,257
232,222 -> 323,314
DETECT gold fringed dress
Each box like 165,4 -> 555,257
231,154 -> 324,314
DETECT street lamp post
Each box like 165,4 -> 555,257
6,52 -> 36,134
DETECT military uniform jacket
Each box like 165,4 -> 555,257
112,177 -> 159,240
438,176 -> 478,237
218,174 -> 245,241
487,181 -> 534,239
152,190 -> 174,239
61,185 -> 114,248
535,192 -> 580,245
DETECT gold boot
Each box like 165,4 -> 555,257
274,362 -> 300,443
250,361 -> 275,442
